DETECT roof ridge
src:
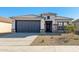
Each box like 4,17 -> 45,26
56,16 -> 73,19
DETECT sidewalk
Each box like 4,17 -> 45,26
0,46 -> 79,52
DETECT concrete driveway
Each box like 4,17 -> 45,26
0,33 -> 38,46
0,33 -> 79,52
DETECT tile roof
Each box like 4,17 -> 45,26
0,17 -> 14,23
11,13 -> 73,21
55,16 -> 73,20
41,13 -> 56,16
11,14 -> 43,20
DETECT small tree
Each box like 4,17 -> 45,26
64,25 -> 76,42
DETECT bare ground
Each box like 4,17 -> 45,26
31,33 -> 79,46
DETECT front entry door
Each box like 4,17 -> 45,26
45,21 -> 52,32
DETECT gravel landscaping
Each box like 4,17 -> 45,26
31,33 -> 79,46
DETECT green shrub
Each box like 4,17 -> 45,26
64,25 -> 76,33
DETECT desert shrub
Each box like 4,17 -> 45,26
74,37 -> 79,40
50,37 -> 53,39
40,40 -> 44,43
64,40 -> 69,43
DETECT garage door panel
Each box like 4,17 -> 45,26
16,20 -> 40,32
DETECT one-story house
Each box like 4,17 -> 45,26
11,13 -> 73,33
0,17 -> 13,33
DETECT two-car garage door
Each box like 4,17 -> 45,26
15,20 -> 40,32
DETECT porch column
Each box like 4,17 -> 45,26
12,20 -> 15,32
52,20 -> 57,32
40,19 -> 45,33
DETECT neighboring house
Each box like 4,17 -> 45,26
0,17 -> 13,33
73,19 -> 79,31
11,13 -> 73,33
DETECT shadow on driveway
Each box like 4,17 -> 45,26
0,33 -> 39,38
0,33 -> 62,38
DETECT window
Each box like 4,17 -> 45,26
67,21 -> 69,24
58,22 -> 62,26
47,16 -> 50,19
57,22 -> 64,30
58,22 -> 64,26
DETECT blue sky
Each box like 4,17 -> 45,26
0,7 -> 79,19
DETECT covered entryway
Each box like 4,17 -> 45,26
45,21 -> 52,32
15,20 -> 40,32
